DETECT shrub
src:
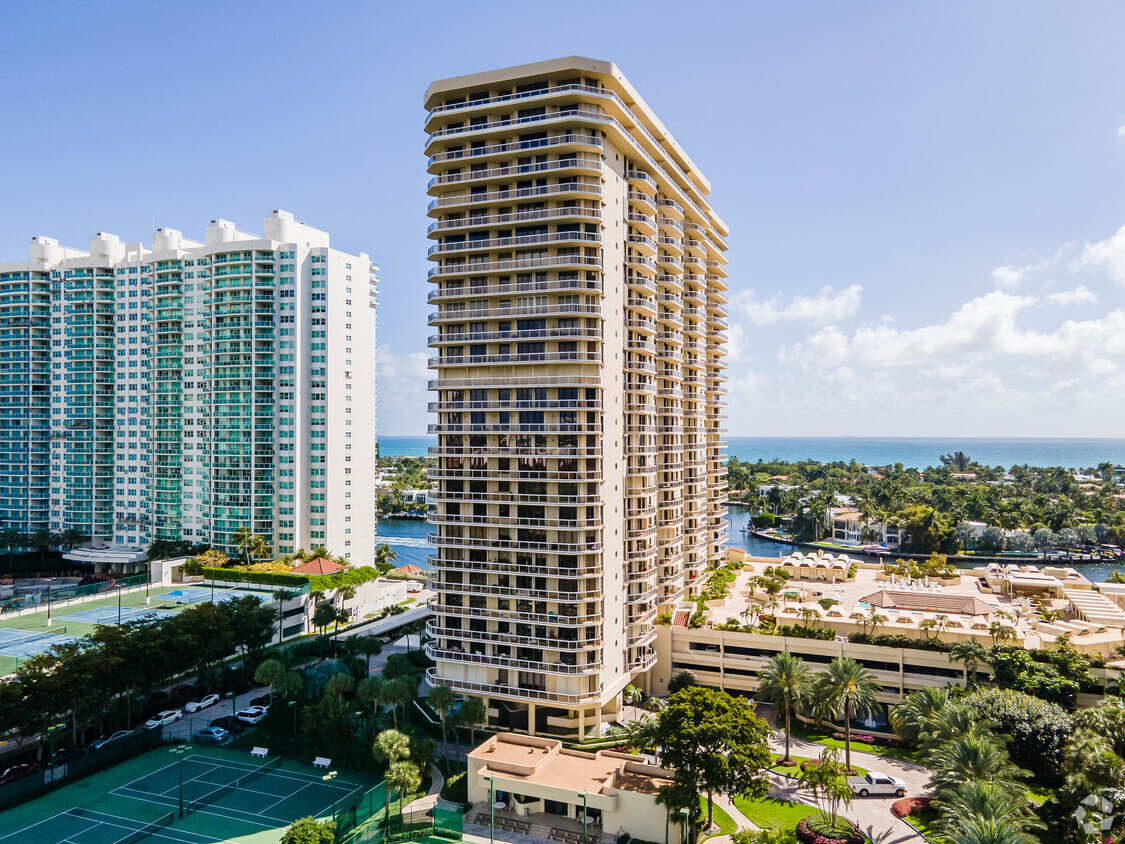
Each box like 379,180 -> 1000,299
200,566 -> 308,587
795,816 -> 865,844
891,796 -> 932,819
440,770 -> 467,803
963,688 -> 1074,785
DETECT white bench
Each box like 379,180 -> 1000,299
250,747 -> 269,758
313,757 -> 331,769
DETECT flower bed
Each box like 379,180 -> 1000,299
830,731 -> 901,748
891,796 -> 932,819
796,815 -> 866,844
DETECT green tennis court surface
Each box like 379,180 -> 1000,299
0,746 -> 378,844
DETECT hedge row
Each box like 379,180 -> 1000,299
197,565 -> 383,591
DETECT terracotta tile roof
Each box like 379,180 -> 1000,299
291,557 -> 346,575
860,589 -> 995,616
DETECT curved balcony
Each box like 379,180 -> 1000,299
428,533 -> 602,555
430,579 -> 603,602
427,554 -> 602,577
425,668 -> 601,705
427,157 -> 601,192
428,254 -> 602,279
431,351 -> 603,368
627,169 -> 658,195
627,213 -> 657,237
426,132 -> 603,168
429,303 -> 601,323
628,190 -> 656,215
430,326 -> 600,346
426,644 -> 604,677
428,230 -> 601,259
428,206 -> 601,235
426,621 -> 602,651
428,181 -> 602,215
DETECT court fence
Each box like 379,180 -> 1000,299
0,726 -> 162,810
334,782 -> 464,844
0,573 -> 149,619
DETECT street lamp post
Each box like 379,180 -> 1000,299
289,700 -> 297,742
578,791 -> 588,844
171,744 -> 191,818
483,773 -> 495,844
322,771 -> 339,826
679,808 -> 690,844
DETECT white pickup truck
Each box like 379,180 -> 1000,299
848,771 -> 908,797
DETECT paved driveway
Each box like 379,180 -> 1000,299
158,685 -> 271,743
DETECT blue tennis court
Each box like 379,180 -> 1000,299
156,587 -> 271,606
0,627 -> 80,659
61,606 -> 177,626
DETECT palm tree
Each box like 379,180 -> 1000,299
28,528 -> 56,566
757,652 -> 811,763
918,705 -> 995,759
374,543 -> 398,571
949,640 -> 989,688
354,636 -> 382,674
428,686 -> 457,758
386,760 -> 421,816
334,582 -> 357,609
375,728 -> 411,767
740,602 -> 763,628
926,733 -> 1029,798
273,588 -> 298,645
0,527 -> 23,570
457,696 -> 487,747
254,658 -> 304,705
249,534 -> 272,564
617,715 -> 661,761
889,687 -> 950,747
935,780 -> 1042,837
60,527 -> 87,552
990,621 -> 1016,646
234,525 -> 254,566
938,816 -> 1036,844
815,657 -> 881,772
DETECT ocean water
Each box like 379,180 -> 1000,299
379,435 -> 1125,469
375,517 -> 432,570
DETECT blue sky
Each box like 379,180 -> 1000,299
2,1 -> 1123,437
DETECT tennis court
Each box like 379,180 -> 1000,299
112,752 -> 362,828
0,745 -> 380,844
157,588 -> 268,607
61,606 -> 178,626
0,627 -> 80,659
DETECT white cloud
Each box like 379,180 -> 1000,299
991,264 -> 1029,288
1078,223 -> 1125,284
376,342 -> 431,436
1118,124 -> 1125,137
1044,285 -> 1096,305
732,284 -> 862,326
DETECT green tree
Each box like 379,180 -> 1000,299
937,815 -> 1037,844
926,733 -> 1029,800
654,686 -> 772,829
756,652 -> 810,763
795,748 -> 852,833
668,671 -> 696,694
28,528 -> 56,564
428,686 -> 457,756
890,687 -> 951,747
234,525 -> 255,566
0,527 -> 23,569
312,600 -> 338,635
59,527 -> 87,552
949,640 -> 989,689
454,696 -> 486,748
374,543 -> 398,572
255,658 -> 304,705
814,657 -> 881,772
249,534 -> 272,564
374,728 -> 411,768
281,817 -> 336,844
386,760 -> 421,815
274,588 -> 298,645
354,636 -> 382,674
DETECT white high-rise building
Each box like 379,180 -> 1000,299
0,211 -> 378,564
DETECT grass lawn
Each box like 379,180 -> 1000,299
791,724 -> 921,764
908,807 -> 940,840
700,796 -> 738,839
1027,785 -> 1055,805
732,795 -> 815,831
771,755 -> 867,778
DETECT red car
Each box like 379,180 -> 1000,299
0,763 -> 39,784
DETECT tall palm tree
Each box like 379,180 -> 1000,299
428,685 -> 457,758
457,696 -> 487,747
234,525 -> 254,566
815,657 -> 881,771
757,652 -> 811,763
949,640 -> 989,688
273,588 -> 298,645
375,728 -> 411,767
935,780 -> 1042,837
989,622 -> 1016,647
374,543 -> 398,571
28,528 -> 56,566
249,534 -> 272,564
938,815 -> 1037,844
926,733 -> 1029,799
334,582 -> 357,609
889,687 -> 950,747
60,527 -> 88,552
386,760 -> 421,816
0,527 -> 24,570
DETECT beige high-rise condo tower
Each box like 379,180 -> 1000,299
424,57 -> 729,736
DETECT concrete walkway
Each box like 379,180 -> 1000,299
401,762 -> 445,814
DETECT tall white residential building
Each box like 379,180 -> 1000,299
424,58 -> 730,736
0,211 -> 378,564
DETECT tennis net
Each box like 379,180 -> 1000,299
185,755 -> 281,815
113,811 -> 174,844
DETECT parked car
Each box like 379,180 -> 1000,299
193,727 -> 232,746
848,772 -> 908,798
172,683 -> 196,698
208,716 -> 247,735
144,710 -> 183,729
90,730 -> 131,750
0,763 -> 39,785
184,694 -> 220,713
249,694 -> 271,708
235,706 -> 268,725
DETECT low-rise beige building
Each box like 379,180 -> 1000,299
468,733 -> 684,843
